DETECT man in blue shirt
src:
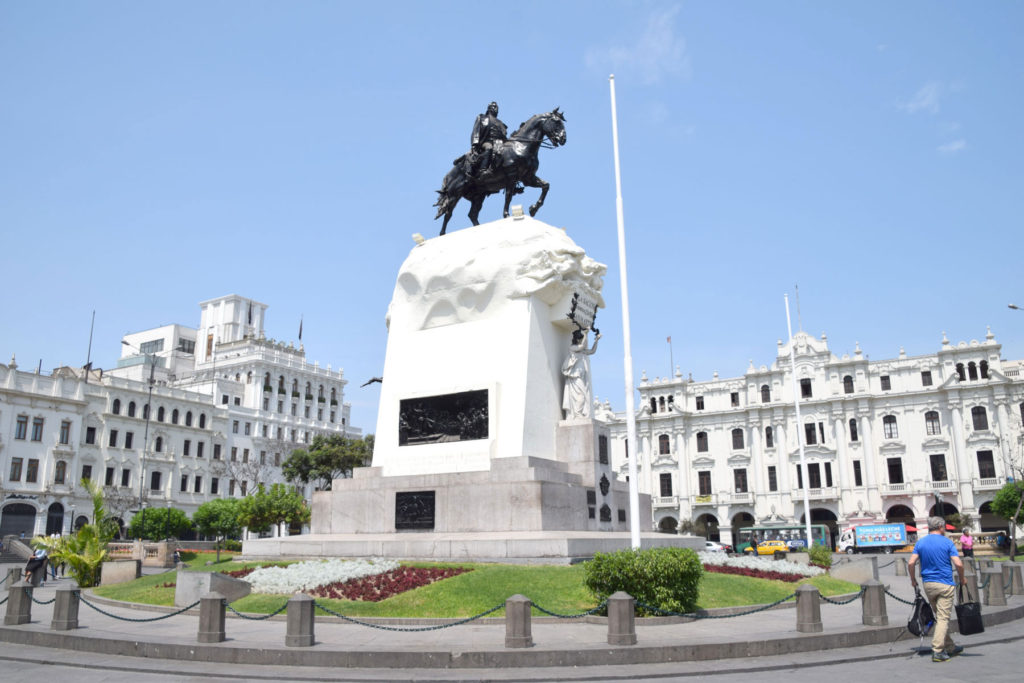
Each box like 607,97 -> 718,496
909,516 -> 966,662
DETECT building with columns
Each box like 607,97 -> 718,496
0,294 -> 359,538
600,329 -> 1024,547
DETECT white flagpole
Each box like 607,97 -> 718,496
609,74 -> 641,549
785,294 -> 814,550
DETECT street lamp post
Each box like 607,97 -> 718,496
122,340 -> 155,540
165,499 -> 171,541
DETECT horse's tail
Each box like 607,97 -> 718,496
433,189 -> 450,220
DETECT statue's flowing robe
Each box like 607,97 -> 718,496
561,345 -> 592,419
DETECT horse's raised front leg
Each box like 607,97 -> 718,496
467,196 -> 486,226
522,175 -> 550,217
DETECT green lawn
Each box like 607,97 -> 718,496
91,553 -> 859,618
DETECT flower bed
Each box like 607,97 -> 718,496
310,566 -> 471,602
242,558 -> 401,594
697,551 -> 824,581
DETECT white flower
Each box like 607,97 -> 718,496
243,558 -> 400,594
697,551 -> 824,577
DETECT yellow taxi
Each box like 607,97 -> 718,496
744,539 -> 789,557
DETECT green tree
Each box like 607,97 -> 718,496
282,434 -> 373,491
237,483 -> 310,536
192,498 -> 242,562
126,507 -> 192,540
991,481 -> 1024,557
35,479 -> 117,587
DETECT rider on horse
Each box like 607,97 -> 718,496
465,101 -> 508,181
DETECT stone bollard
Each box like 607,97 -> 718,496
1008,563 -> 1024,595
197,591 -> 226,643
504,594 -> 533,648
1001,564 -> 1015,597
796,584 -> 823,633
7,568 -> 21,586
606,591 -> 637,646
4,581 -> 33,625
964,565 -> 979,603
861,579 -> 888,626
51,584 -> 80,631
983,568 -> 1006,607
285,594 -> 315,647
894,557 -> 907,577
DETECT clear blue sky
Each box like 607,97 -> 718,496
2,2 -> 1022,434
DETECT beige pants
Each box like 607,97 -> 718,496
923,582 -> 956,654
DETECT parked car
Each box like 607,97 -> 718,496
704,541 -> 727,552
743,539 -> 788,557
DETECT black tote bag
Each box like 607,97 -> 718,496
956,584 -> 985,636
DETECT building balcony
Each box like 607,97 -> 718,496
790,486 -> 839,502
729,492 -> 753,504
974,476 -> 1004,491
653,495 -> 678,508
880,482 -> 912,496
928,480 -> 958,491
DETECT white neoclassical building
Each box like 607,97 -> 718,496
599,329 -> 1024,547
0,294 -> 359,538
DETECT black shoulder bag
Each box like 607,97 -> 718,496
955,583 -> 984,636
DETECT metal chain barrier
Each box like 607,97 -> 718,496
312,599 -> 504,632
0,595 -> 7,605
820,587 -> 865,605
0,573 -> 8,586
883,588 -> 915,606
225,600 -> 289,620
529,600 -> 607,618
635,592 -> 797,619
29,593 -> 56,605
877,560 -> 896,569
79,595 -> 201,622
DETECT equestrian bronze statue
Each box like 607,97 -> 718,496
434,105 -> 566,235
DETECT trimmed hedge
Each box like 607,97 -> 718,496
584,546 -> 703,615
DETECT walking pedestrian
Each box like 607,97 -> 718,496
909,516 -> 966,662
958,528 -> 974,558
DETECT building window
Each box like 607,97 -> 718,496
804,423 -> 817,446
882,415 -> 898,439
244,422 -> 251,435
234,397 -> 240,406
329,411 -> 335,422
800,378 -> 812,398
971,406 -> 989,431
849,418 -> 858,442
185,411 -> 193,427
765,426 -> 774,448
659,473 -> 673,497
86,426 -> 96,444
105,467 -> 114,486
921,371 -> 933,387
121,468 -> 130,487
194,475 -> 203,493
695,396 -> 704,411
767,465 -> 777,491
980,360 -> 989,379
128,401 -> 137,417
31,417 -> 44,441
977,450 -> 996,479
211,478 -> 219,495
887,457 -> 904,484
143,404 -> 150,420
199,414 -> 206,429
243,448 -> 250,463
155,436 -> 163,452
181,475 -> 189,492
317,408 -> 323,421
183,439 -> 191,456
761,385 -> 770,403
232,421 -> 239,434
956,363 -> 966,381
274,452 -> 281,466
260,451 -> 267,465
263,397 -> 270,411
125,432 -> 134,449
171,409 -> 179,424
109,429 -> 118,448
650,397 -> 657,413
880,375 -> 891,391
291,404 -> 297,416
968,362 -> 978,381
731,428 -> 744,450
82,464 -> 92,481
925,411 -> 941,436
290,429 -> 297,442
240,481 -> 248,495
221,394 -> 229,405
112,398 -> 121,415
59,420 -> 71,445
930,454 -> 948,481
734,468 -> 748,493
698,471 -> 712,496
843,375 -> 854,394
140,339 -> 164,355
229,480 -> 236,496
26,459 -> 39,483
730,392 -> 739,407
696,432 -> 708,453
197,442 -> 204,458
657,434 -> 670,455
231,447 -> 237,462
818,422 -> 825,443
795,465 -> 803,489
807,463 -> 821,488
14,415 -> 28,440
9,457 -> 23,481
824,462 -> 833,487
304,406 -> 311,418
156,406 -> 165,422
150,471 -> 162,491
278,401 -> 284,414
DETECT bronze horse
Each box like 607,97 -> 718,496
434,109 -> 566,235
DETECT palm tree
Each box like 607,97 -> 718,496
35,479 -> 117,587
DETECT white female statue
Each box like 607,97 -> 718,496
562,328 -> 601,419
